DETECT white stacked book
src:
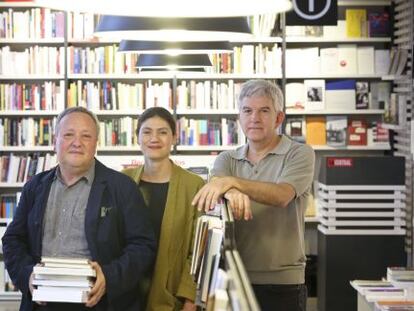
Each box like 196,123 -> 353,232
32,257 -> 96,304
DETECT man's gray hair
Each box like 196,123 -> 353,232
56,107 -> 100,137
238,79 -> 284,112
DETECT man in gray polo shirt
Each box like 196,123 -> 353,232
193,80 -> 315,311
2,107 -> 156,311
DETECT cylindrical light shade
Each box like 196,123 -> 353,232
140,68 -> 206,72
34,0 -> 292,17
136,54 -> 212,69
119,40 -> 233,55
95,16 -> 252,41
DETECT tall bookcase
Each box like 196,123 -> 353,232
0,0 -> 411,302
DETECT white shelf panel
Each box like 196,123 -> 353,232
0,146 -> 54,152
93,110 -> 145,116
0,218 -> 12,224
97,146 -> 141,152
286,74 -> 383,79
0,291 -> 21,301
0,38 -> 64,44
68,73 -> 282,80
311,145 -> 391,151
0,183 -> 24,188
286,109 -> 385,115
338,0 -> 391,6
0,111 -> 60,116
0,75 -> 64,80
0,2 -> 40,7
230,37 -> 282,43
176,109 -> 238,115
286,37 -> 391,43
318,225 -> 405,236
305,216 -> 319,223
177,145 -> 242,151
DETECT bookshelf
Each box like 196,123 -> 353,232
0,0 -> 408,302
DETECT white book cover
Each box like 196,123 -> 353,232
33,278 -> 93,288
285,83 -> 305,111
375,50 -> 390,76
33,266 -> 96,277
285,49 -> 304,76
357,46 -> 375,75
320,48 -> 339,75
33,288 -> 89,303
337,44 -> 357,75
304,80 -> 325,111
302,47 -> 320,75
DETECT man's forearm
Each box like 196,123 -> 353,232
229,177 -> 295,208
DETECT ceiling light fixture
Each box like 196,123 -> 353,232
136,54 -> 212,70
34,0 -> 293,17
94,16 -> 252,41
118,40 -> 233,55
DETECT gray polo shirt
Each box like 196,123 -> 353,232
211,135 -> 315,284
42,161 -> 95,258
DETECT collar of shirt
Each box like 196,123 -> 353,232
54,159 -> 96,187
230,135 -> 292,161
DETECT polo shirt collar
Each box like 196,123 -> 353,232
230,135 -> 292,160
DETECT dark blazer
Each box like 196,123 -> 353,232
2,160 -> 157,311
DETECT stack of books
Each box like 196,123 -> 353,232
32,257 -> 96,303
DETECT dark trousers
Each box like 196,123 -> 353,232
252,284 -> 307,311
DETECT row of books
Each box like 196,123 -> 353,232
351,266 -> 414,310
286,46 -> 390,77
0,8 -> 65,39
0,45 -> 64,75
285,10 -> 390,38
0,193 -> 20,218
249,14 -> 278,37
98,117 -> 137,147
286,80 -> 391,111
67,45 -> 139,75
346,9 -> 390,38
68,79 -> 241,112
177,117 -> 244,147
285,117 -> 389,147
0,153 -> 57,183
177,80 -> 240,111
209,44 -> 282,75
67,80 -> 172,111
0,117 -> 56,147
191,214 -> 223,304
0,81 -> 65,112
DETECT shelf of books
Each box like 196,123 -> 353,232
0,0 -> 405,301
191,202 -> 260,310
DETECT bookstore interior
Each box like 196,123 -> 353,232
0,0 -> 413,310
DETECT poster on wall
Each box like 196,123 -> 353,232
286,0 -> 338,26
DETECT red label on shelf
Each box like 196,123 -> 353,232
327,157 -> 353,168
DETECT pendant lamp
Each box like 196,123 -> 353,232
34,0 -> 293,17
119,40 -> 233,55
136,54 -> 212,70
94,16 -> 252,41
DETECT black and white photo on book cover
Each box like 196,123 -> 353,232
304,80 -> 325,111
356,81 -> 369,109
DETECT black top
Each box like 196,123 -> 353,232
139,180 -> 169,242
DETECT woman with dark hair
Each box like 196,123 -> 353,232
122,107 -> 204,311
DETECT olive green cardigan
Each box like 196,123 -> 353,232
122,163 -> 204,311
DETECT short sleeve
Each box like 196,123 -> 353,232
278,144 -> 315,197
